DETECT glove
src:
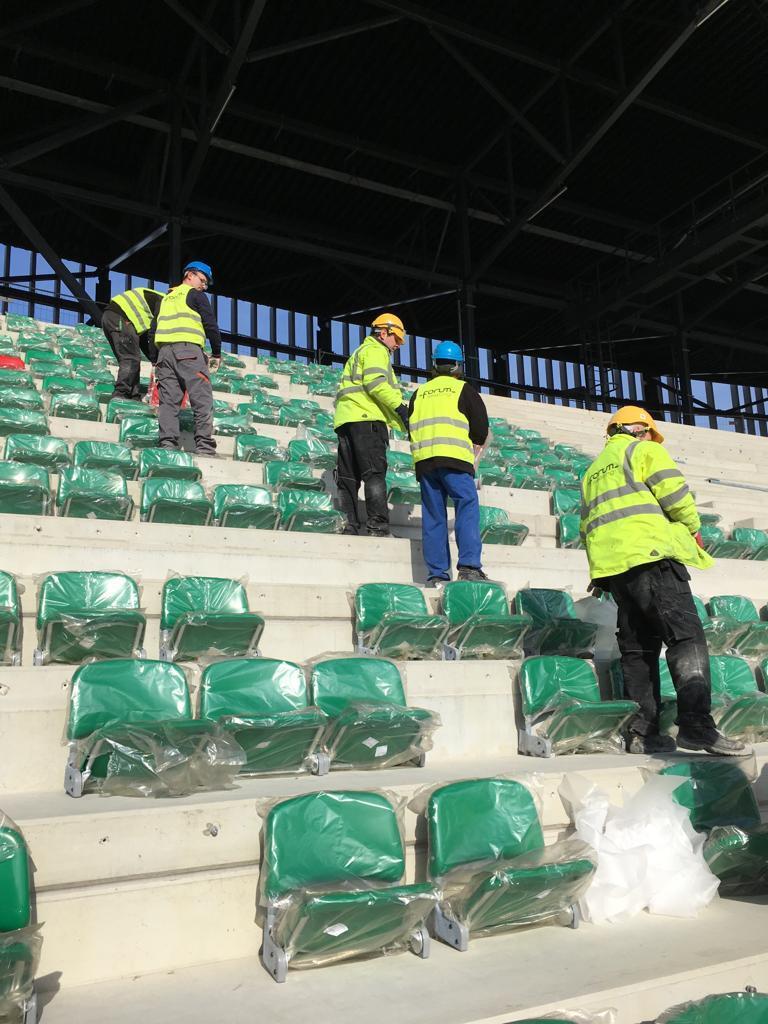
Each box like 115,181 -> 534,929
208,356 -> 220,373
396,404 -> 410,433
693,531 -> 704,549
587,579 -> 605,600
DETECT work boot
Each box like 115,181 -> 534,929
367,528 -> 391,538
341,525 -> 360,536
426,577 -> 449,589
457,566 -> 489,582
677,731 -> 749,757
627,732 -> 676,755
196,449 -> 218,459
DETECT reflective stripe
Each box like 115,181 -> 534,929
658,484 -> 690,509
362,364 -> 391,376
156,311 -> 202,324
155,284 -> 205,347
113,288 -> 155,333
623,440 -> 640,482
585,503 -> 665,535
120,290 -> 147,326
646,468 -> 684,487
363,374 -> 389,389
411,436 -> 474,453
584,481 -> 645,513
410,416 -> 468,431
336,384 -> 366,398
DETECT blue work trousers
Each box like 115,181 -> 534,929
419,468 -> 482,580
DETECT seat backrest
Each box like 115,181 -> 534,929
441,580 -> 509,623
212,484 -> 273,519
310,656 -> 406,715
709,654 -> 757,698
0,824 -> 31,932
0,460 -> 48,489
700,524 -> 725,546
67,659 -> 191,740
73,440 -> 134,470
37,571 -> 140,628
141,478 -> 208,514
262,790 -> 405,901
160,576 -> 249,630
5,433 -> 69,466
0,408 -> 48,433
427,778 -> 544,879
234,433 -> 280,460
707,594 -> 759,623
515,588 -> 576,624
139,448 -> 195,477
56,466 -> 128,503
478,506 -> 510,529
518,656 -> 600,716
200,657 -> 308,718
551,487 -> 581,516
263,460 -> 314,486
276,488 -> 333,515
0,571 -> 19,619
659,993 -> 768,1024
732,527 -> 768,551
692,595 -> 710,625
354,583 -> 429,631
660,761 -> 760,831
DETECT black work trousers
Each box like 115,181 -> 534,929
101,308 -> 152,400
335,421 -> 389,534
608,558 -> 718,742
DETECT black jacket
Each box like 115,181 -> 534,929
408,374 -> 489,478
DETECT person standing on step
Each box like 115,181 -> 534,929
408,341 -> 489,586
101,285 -> 164,401
580,405 -> 747,757
147,260 -> 220,457
333,312 -> 410,537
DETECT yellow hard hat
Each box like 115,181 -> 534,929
607,405 -> 664,443
371,312 -> 406,343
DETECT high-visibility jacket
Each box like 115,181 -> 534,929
333,335 -> 403,430
111,288 -> 164,334
580,432 -> 713,578
410,375 -> 474,467
154,284 -> 205,348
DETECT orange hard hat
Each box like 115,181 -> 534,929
371,312 -> 406,344
607,406 -> 664,443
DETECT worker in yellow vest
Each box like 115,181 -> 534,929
408,341 -> 489,585
102,285 -> 164,400
147,261 -> 221,456
580,405 -> 746,757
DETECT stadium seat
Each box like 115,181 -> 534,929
509,468 -> 553,491
514,589 -> 598,657
0,409 -> 48,438
551,487 -> 581,516
476,463 -> 515,488
119,415 -> 160,448
140,478 -> 212,525
478,506 -> 529,546
4,434 -> 70,472
42,374 -> 85,396
0,387 -> 44,412
259,790 -> 437,981
277,489 -> 344,532
106,399 -> 154,424
440,580 -> 531,659
234,433 -> 286,463
263,460 -> 323,490
242,404 -> 280,425
558,513 -> 583,548
0,462 -> 50,516
49,391 -> 101,421
386,469 -> 420,505
64,659 -> 244,798
692,595 -> 745,655
386,450 -> 413,470
0,819 -> 42,1023
159,576 -> 264,661
427,778 -> 595,950
707,595 -> 768,656
707,654 -> 768,741
0,571 -> 21,665
699,524 -> 750,559
35,571 -> 146,665
310,656 -> 440,769
731,527 -> 768,560
199,658 -> 328,774
72,440 -> 137,479
518,655 -> 638,756
55,466 -> 133,520
213,412 -> 252,436
657,992 -> 768,1022
213,484 -> 278,529
287,438 -> 336,470
138,448 -> 201,481
355,583 -> 449,659
0,370 -> 33,389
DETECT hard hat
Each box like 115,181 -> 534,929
183,260 -> 213,286
607,405 -> 664,443
371,312 -> 405,343
433,340 -> 464,363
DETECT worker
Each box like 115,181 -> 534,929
147,261 -> 220,457
101,285 -> 164,401
580,405 -> 746,757
333,312 -> 410,536
408,341 -> 489,585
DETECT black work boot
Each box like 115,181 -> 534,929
677,731 -> 749,757
627,732 -> 677,755
457,566 -> 488,582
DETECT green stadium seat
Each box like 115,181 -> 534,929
558,513 -> 583,548
488,417 -> 515,436
4,434 -> 69,472
60,343 -> 95,360
138,448 -> 200,481
386,450 -> 413,470
287,438 -> 336,470
35,571 -> 146,665
259,790 -> 437,981
29,360 -> 67,380
427,778 -> 595,950
241,403 -> 281,425
0,370 -> 34,389
307,379 -> 336,396
692,595 -> 745,655
72,441 -> 137,479
140,478 -> 212,525
0,572 -> 21,665
213,412 -> 252,436
509,467 -> 554,491
354,583 -> 449,659
698,512 -> 721,527
233,433 -> 287,463
478,506 -> 529,546
263,460 -> 323,490
699,524 -> 750,559
208,374 -> 231,393
440,580 -> 531,659
49,391 -> 101,421
0,461 -> 50,517
657,992 -> 768,1023
213,484 -> 278,529
514,589 -> 598,657
310,657 -> 440,769
707,595 -> 768,656
106,399 -> 154,424
731,527 -> 768,560
56,466 -> 133,520
476,463 -> 515,488
277,488 -> 344,532
0,409 -> 48,438
0,387 -> 44,412
386,469 -> 420,505
199,658 -> 328,774
707,654 -> 768,742
551,487 -> 581,516
42,375 -> 85,396
160,576 -> 264,661
64,659 -> 244,798
222,354 -> 245,369
518,655 -> 638,756
119,415 -> 160,448
0,820 -> 42,1022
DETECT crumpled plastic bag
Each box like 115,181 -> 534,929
559,773 -> 719,924
573,595 -> 619,664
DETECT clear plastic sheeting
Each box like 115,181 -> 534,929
515,589 -> 598,659
656,992 -> 768,1023
440,580 -> 531,660
160,575 -> 263,662
0,812 -> 41,1018
212,484 -> 279,530
705,825 -> 768,897
0,923 -> 42,1015
573,595 -> 620,665
56,466 -> 133,521
509,1013 -> 617,1024
276,489 -> 344,533
72,440 -> 137,479
233,433 -> 288,463
0,461 -> 50,516
354,583 -> 449,659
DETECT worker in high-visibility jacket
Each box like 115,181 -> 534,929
333,312 -> 410,536
102,285 -> 164,400
146,261 -> 221,457
580,405 -> 746,757
408,341 -> 489,585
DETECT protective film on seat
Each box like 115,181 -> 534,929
138,448 -> 200,481
287,438 -> 336,470
516,589 -> 598,657
73,440 -> 137,479
277,489 -> 344,533
0,572 -> 20,665
0,408 -> 48,437
0,461 -> 50,515
56,466 -> 133,520
656,992 -> 768,1023
0,816 -> 42,1014
264,460 -> 323,490
559,513 -> 583,549
441,580 -> 531,659
732,527 -> 768,559
213,484 -> 278,529
478,506 -> 529,545
708,655 -> 768,741
160,576 -> 264,660
354,583 -> 449,659
50,391 -> 102,421
5,433 -> 70,471
234,433 -> 287,463
141,478 -> 213,525
551,488 -> 582,516
119,415 -> 160,448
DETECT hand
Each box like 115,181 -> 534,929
208,357 -> 220,373
693,531 -> 704,549
396,404 -> 410,433
587,580 -> 605,600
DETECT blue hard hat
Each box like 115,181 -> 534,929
183,260 -> 213,285
433,340 -> 463,363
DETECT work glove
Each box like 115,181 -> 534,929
587,579 -> 606,600
207,357 -> 220,373
396,404 -> 410,434
693,531 -> 704,549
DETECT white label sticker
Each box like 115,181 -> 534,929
374,745 -> 388,758
255,741 -> 271,749
324,923 -> 348,937
361,737 -> 379,748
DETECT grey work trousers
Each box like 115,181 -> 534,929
155,342 -> 216,454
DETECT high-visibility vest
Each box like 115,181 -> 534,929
333,335 -> 403,430
410,375 -> 474,467
580,432 -> 713,578
111,288 -> 163,334
154,284 -> 205,348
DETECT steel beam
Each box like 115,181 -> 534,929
246,15 -> 400,62
0,0 -> 98,40
685,255 -> 768,329
108,224 -> 169,270
161,0 -> 231,55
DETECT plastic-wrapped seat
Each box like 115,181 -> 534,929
287,438 -> 336,470
200,658 -> 328,774
551,488 -> 581,516
0,370 -> 33,389
72,440 -> 137,479
657,992 -> 768,1023
386,450 -> 413,470
259,790 -> 437,982
0,462 -> 50,516
213,484 -> 278,529
699,524 -> 750,559
42,375 -> 85,396
509,467 -> 552,491
386,470 -> 420,505
355,583 -> 449,659
213,412 -> 252,436
476,463 -> 515,488
692,595 -> 745,655
440,580 -> 531,659
138,448 -> 200,481
106,399 -> 154,424
518,655 -> 638,756
0,409 -> 48,438
4,434 -> 69,472
49,391 -> 101,422
515,589 -> 598,658
159,576 -> 264,661
0,572 -> 21,665
140,478 -> 212,525
708,654 -> 768,742
234,433 -> 287,463
119,415 -> 160,448
55,466 -> 133,520
707,595 -> 768,656
731,527 -> 768,560
0,817 -> 42,1023
427,778 -> 595,950
311,657 -> 440,769
35,571 -> 146,665
0,387 -> 44,412
263,460 -> 323,491
558,513 -> 583,549
64,659 -> 244,798
277,489 -> 344,533
478,506 -> 529,546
